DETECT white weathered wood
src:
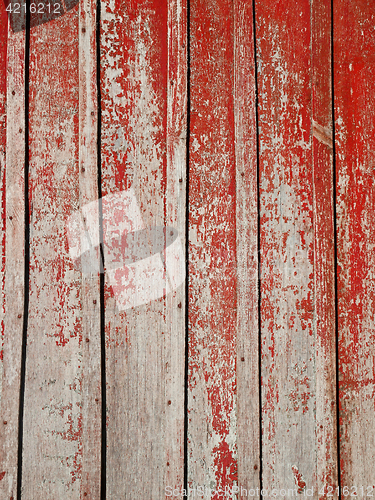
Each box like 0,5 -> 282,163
100,0 -> 187,497
0,16 -> 26,500
234,0 -> 261,492
22,10 -> 86,498
78,0 -> 102,495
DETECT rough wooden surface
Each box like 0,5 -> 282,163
22,8 -> 88,498
189,0 -> 238,495
100,0 -> 186,497
78,0 -> 102,495
255,0 -> 338,494
0,7 -> 26,499
334,0 -> 375,489
234,0 -> 261,494
311,0 -> 338,494
0,1 -> 374,498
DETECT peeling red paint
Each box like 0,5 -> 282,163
292,465 -> 306,493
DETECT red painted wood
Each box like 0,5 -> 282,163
189,1 -> 238,496
255,0 -> 337,493
311,0 -> 339,494
100,0 -> 187,497
334,0 -> 375,488
21,7 -> 101,497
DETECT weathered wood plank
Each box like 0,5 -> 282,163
0,0 -> 7,405
78,0 -> 102,496
255,0 -> 337,493
100,0 -> 187,497
165,0 -> 187,495
0,9 -> 26,498
311,0 -> 338,494
334,0 -> 375,489
21,7 -> 101,497
234,0 -> 261,494
189,0 -> 238,495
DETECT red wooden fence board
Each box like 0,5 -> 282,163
334,0 -> 375,489
255,0 -> 338,493
189,1 -> 238,495
100,0 -> 186,497
311,0 -> 338,493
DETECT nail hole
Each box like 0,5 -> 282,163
178,302 -> 182,309
179,178 -> 183,183
18,314 -> 22,319
167,462 -> 170,466
81,168 -> 85,173
241,357 -> 245,362
3,421 -> 7,425
86,338 -> 89,343
12,91 -> 15,95
82,27 -> 86,33
168,400 -> 171,405
91,111 -> 94,116
254,465 -> 258,470
19,128 -> 22,133
93,300 -> 97,304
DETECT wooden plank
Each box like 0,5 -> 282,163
100,0 -> 187,497
21,4 -> 101,496
311,0 -> 338,494
0,0 -> 7,400
0,7 -> 26,498
334,0 -> 375,489
189,0 -> 238,494
234,0 -> 261,494
255,0 -> 337,493
78,0 -> 102,496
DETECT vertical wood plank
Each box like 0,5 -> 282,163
234,0 -> 261,494
334,0 -> 375,489
165,0 -> 187,494
311,0 -> 338,494
78,0 -> 102,496
22,3 -> 101,496
0,0 -> 7,402
100,0 -> 187,497
189,0 -> 238,495
0,8 -> 26,498
255,0 -> 337,493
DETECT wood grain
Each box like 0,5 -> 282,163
189,0 -> 238,495
234,0 -> 261,495
100,0 -> 187,497
334,0 -> 375,489
311,0 -> 338,494
0,7 -> 26,499
21,7 -> 95,497
78,0 -> 102,495
255,0 -> 337,494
